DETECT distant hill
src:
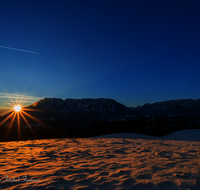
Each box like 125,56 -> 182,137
130,98 -> 200,117
31,97 -> 134,120
31,97 -> 200,119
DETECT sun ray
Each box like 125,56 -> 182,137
4,112 -> 17,141
1,91 -> 35,110
6,102 -> 15,107
17,113 -> 21,140
22,108 -> 45,112
21,111 -> 58,135
15,92 -> 27,107
0,111 -> 15,127
0,94 -> 59,141
5,92 -> 16,106
0,109 -> 13,117
19,112 -> 38,138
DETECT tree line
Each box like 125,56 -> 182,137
0,115 -> 199,142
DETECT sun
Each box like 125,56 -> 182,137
14,105 -> 21,112
0,95 -> 57,142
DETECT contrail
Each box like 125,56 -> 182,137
0,45 -> 39,54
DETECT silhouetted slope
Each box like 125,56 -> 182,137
35,97 -> 134,117
130,98 -> 200,116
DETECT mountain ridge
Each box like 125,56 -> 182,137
33,97 -> 134,117
130,98 -> 200,116
32,97 -> 200,117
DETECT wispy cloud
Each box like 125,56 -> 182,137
0,93 -> 42,103
0,45 -> 39,54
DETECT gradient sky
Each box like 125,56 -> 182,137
0,0 -> 200,108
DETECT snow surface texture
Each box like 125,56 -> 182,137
0,130 -> 200,190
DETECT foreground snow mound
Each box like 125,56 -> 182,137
0,138 -> 200,190
93,129 -> 200,141
162,129 -> 200,141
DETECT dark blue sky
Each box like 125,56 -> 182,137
0,0 -> 200,108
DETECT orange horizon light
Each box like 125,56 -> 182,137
0,97 -> 57,141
